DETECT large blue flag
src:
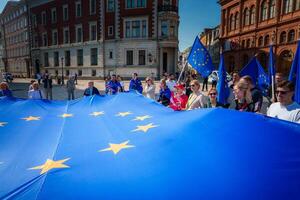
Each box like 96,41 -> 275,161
240,57 -> 269,91
268,45 -> 276,85
0,94 -> 300,200
187,36 -> 214,77
288,40 -> 300,104
217,53 -> 229,105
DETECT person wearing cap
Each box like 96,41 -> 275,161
169,84 -> 188,111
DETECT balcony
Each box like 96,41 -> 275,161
158,5 -> 178,13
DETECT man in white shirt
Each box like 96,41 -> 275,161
267,81 -> 300,123
166,74 -> 177,92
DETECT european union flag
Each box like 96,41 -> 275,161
0,94 -> 300,200
268,45 -> 276,86
217,53 -> 229,105
289,40 -> 300,104
240,57 -> 269,92
187,36 -> 214,77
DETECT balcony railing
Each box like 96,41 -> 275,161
158,5 -> 178,13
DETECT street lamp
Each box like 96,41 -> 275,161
61,57 -> 64,85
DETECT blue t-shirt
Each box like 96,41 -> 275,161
107,81 -> 121,95
129,79 -> 143,94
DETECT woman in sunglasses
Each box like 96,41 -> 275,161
233,81 -> 254,112
186,80 -> 207,110
144,77 -> 156,100
205,88 -> 223,108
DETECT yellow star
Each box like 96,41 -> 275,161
90,111 -> 105,117
28,158 -> 70,175
132,123 -> 158,133
0,122 -> 7,127
99,140 -> 135,155
22,116 -> 41,121
116,112 -> 132,117
133,115 -> 152,121
60,114 -> 73,118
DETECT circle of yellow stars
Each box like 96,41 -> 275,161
2,111 -> 159,174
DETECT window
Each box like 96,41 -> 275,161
90,0 -> 96,15
280,31 -> 287,43
126,0 -> 146,8
283,0 -> 293,14
66,70 -> 70,76
109,50 -> 113,59
246,39 -> 251,48
76,1 -> 82,17
163,0 -> 171,5
264,35 -> 270,46
54,51 -> 59,66
65,51 -> 70,66
76,25 -> 83,43
91,48 -> 98,65
261,1 -> 268,21
250,6 -> 255,24
234,12 -> 239,30
107,0 -> 115,12
63,27 -> 70,44
52,30 -> 58,45
32,15 -> 37,27
242,40 -> 245,48
44,52 -> 49,67
161,20 -> 168,37
288,29 -> 295,42
41,11 -> 47,25
78,70 -> 82,76
138,50 -> 146,65
42,33 -> 48,46
89,22 -> 97,41
230,14 -> 235,31
108,26 -> 114,36
258,36 -> 263,47
269,0 -> 276,18
63,4 -> 69,21
92,70 -> 96,76
244,8 -> 250,26
125,19 -> 148,38
77,49 -> 83,66
51,8 -> 57,23
126,50 -> 133,65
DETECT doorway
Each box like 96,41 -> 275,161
163,52 -> 168,73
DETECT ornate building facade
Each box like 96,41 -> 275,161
28,0 -> 179,79
219,0 -> 300,75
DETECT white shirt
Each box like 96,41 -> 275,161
166,80 -> 176,92
145,84 -> 156,100
267,102 -> 300,124
28,90 -> 43,100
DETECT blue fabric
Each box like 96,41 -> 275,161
187,36 -> 214,78
240,57 -> 269,92
268,45 -> 276,85
0,94 -> 300,200
216,54 -> 229,104
129,79 -> 143,94
289,41 -> 300,104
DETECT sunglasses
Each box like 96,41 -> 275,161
190,84 -> 196,87
209,93 -> 217,96
276,90 -> 290,95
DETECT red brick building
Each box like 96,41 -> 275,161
219,0 -> 300,75
28,0 -> 179,78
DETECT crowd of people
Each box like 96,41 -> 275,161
0,71 -> 299,124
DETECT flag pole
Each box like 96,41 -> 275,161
270,44 -> 276,102
177,60 -> 187,83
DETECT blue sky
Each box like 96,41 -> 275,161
0,0 -> 220,51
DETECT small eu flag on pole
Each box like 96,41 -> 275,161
217,53 -> 229,105
288,40 -> 300,104
268,45 -> 276,100
187,36 -> 214,78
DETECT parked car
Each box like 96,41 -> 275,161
208,70 -> 231,83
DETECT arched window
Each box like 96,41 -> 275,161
250,6 -> 256,24
280,31 -> 287,43
288,29 -> 295,42
258,36 -> 263,47
244,8 -> 250,26
235,12 -> 239,30
264,35 -> 270,46
283,0 -> 293,14
230,14 -> 234,31
269,0 -> 276,18
261,1 -> 268,21
246,39 -> 251,48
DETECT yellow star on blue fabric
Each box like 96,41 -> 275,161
132,123 -> 158,133
99,140 -> 135,155
116,112 -> 132,117
60,114 -> 73,118
22,116 -> 41,121
0,122 -> 7,127
90,111 -> 105,117
28,158 -> 70,175
133,115 -> 152,121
